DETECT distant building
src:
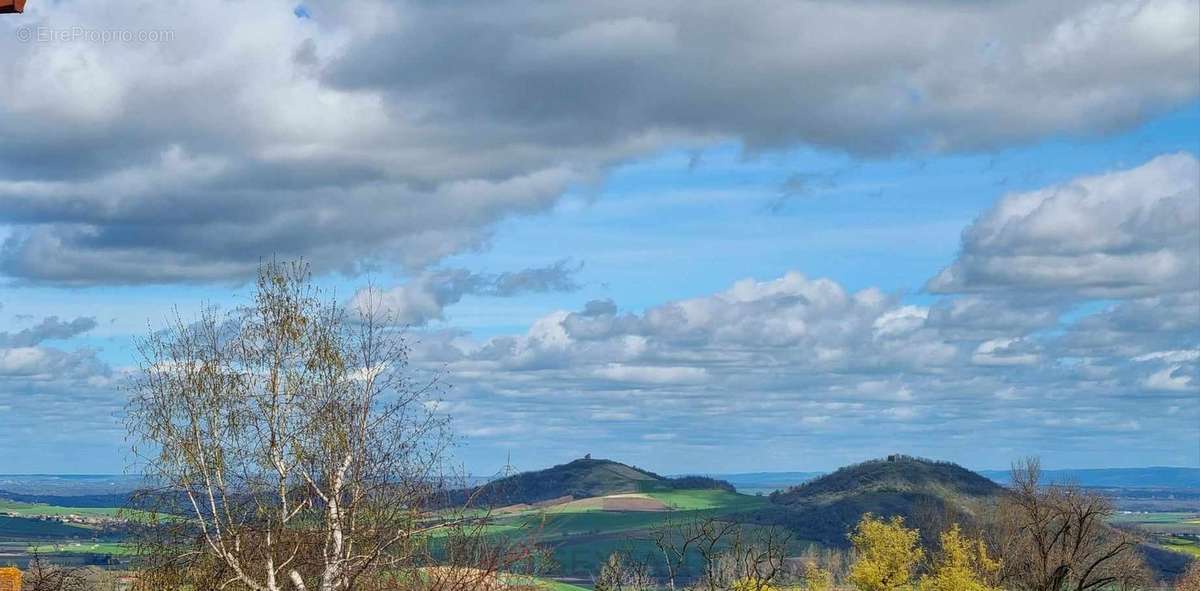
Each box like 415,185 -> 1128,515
0,567 -> 21,591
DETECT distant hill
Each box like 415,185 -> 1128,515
763,455 -> 1004,546
0,474 -> 144,496
979,467 -> 1200,489
0,490 -> 130,509
683,472 -> 824,494
457,458 -> 734,507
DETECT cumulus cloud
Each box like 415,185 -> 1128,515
409,155 -> 1200,468
414,263 -> 1196,469
349,260 -> 582,326
0,314 -> 108,382
971,338 -> 1041,367
549,272 -> 959,372
0,0 -> 1196,283
0,315 -> 97,347
0,312 -> 117,468
929,153 -> 1200,297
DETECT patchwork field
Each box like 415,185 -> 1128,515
2,463 -> 1195,588
475,488 -> 775,578
0,499 -> 121,518
0,498 -> 131,569
1112,512 -> 1200,560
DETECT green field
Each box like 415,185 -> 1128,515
0,486 -> 769,581
475,488 -> 776,578
1110,512 -> 1200,560
1110,512 -> 1200,535
0,499 -> 122,518
643,489 -> 767,512
27,542 -> 133,556
1110,512 -> 1200,525
492,489 -> 768,540
537,581 -> 589,591
1159,536 -> 1200,558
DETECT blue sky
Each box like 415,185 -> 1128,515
0,0 -> 1197,475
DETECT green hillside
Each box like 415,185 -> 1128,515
453,458 -> 764,579
464,458 -> 734,508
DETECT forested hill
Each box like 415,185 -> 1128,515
763,456 -> 1003,546
773,455 -> 1003,502
455,457 -> 735,507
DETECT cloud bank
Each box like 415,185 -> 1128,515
0,0 -> 1195,283
412,155 -> 1199,469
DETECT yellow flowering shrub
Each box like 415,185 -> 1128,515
918,524 -> 1001,591
847,514 -> 923,591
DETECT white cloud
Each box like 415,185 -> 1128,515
1143,366 -> 1194,391
592,364 -> 708,385
349,260 -> 581,326
0,315 -> 120,469
972,338 -> 1041,367
929,153 -> 1200,297
417,156 -> 1200,469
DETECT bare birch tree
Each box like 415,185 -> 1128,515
127,260 -> 532,591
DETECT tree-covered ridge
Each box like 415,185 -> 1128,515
464,458 -> 736,508
772,456 -> 1003,503
760,456 -> 1004,547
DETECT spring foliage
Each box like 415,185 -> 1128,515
918,524 -> 1001,591
847,515 -> 924,591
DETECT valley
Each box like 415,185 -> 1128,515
3,457 -> 1195,588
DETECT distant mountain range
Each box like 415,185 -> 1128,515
978,467 -> 1200,489
0,465 -> 1195,505
0,474 -> 145,496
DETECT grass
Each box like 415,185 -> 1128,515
446,488 -> 773,579
1159,536 -> 1200,558
536,580 -> 590,591
0,499 -> 122,518
27,541 -> 134,556
478,488 -> 767,542
1109,512 -> 1200,560
501,575 -> 589,591
642,489 -> 767,512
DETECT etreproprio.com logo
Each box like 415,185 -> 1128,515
15,25 -> 175,43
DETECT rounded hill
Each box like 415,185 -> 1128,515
464,458 -> 734,508
772,455 -> 1002,503
763,455 -> 1004,546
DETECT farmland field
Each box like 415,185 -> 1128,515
0,499 -> 121,518
1111,512 -> 1200,525
1159,536 -> 1200,558
477,489 -> 780,579
1111,512 -> 1200,534
1111,512 -> 1200,561
27,542 -> 133,556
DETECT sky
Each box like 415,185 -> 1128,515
0,0 -> 1197,475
